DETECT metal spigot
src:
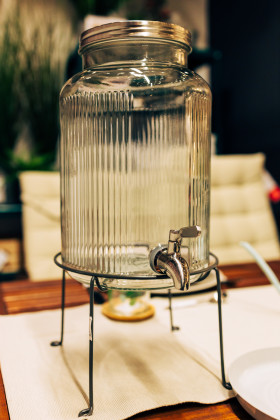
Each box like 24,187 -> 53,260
149,226 -> 201,291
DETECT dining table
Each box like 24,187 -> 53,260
1,260 -> 280,420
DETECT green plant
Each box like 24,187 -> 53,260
0,13 -> 65,181
108,290 -> 144,306
0,14 -> 22,177
125,291 -> 144,305
19,23 -> 64,171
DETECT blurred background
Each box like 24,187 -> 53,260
0,0 -> 279,279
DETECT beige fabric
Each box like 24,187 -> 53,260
210,153 -> 280,263
19,171 -> 61,280
0,285 -> 280,419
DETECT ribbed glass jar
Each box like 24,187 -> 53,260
59,21 -> 211,290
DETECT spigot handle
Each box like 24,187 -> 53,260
168,225 -> 201,254
150,225 -> 202,291
169,225 -> 201,242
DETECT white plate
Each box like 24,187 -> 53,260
228,347 -> 280,420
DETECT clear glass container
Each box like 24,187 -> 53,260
59,21 -> 211,290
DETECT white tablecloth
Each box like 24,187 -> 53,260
0,285 -> 279,420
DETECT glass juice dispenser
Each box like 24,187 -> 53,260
59,21 -> 211,291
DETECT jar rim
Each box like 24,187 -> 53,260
79,20 -> 192,54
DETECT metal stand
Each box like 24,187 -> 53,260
51,270 -> 66,346
51,252 -> 231,417
215,267 -> 232,390
78,276 -> 95,417
50,271 -> 96,417
168,289 -> 179,331
167,266 -> 231,390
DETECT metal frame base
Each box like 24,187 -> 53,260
50,254 -> 231,416
167,267 -> 231,390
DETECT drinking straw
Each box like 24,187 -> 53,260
240,241 -> 280,294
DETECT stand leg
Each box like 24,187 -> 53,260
51,270 -> 66,346
214,267 -> 232,390
168,289 -> 180,332
79,276 -> 95,417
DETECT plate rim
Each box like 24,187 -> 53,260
228,347 -> 280,420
